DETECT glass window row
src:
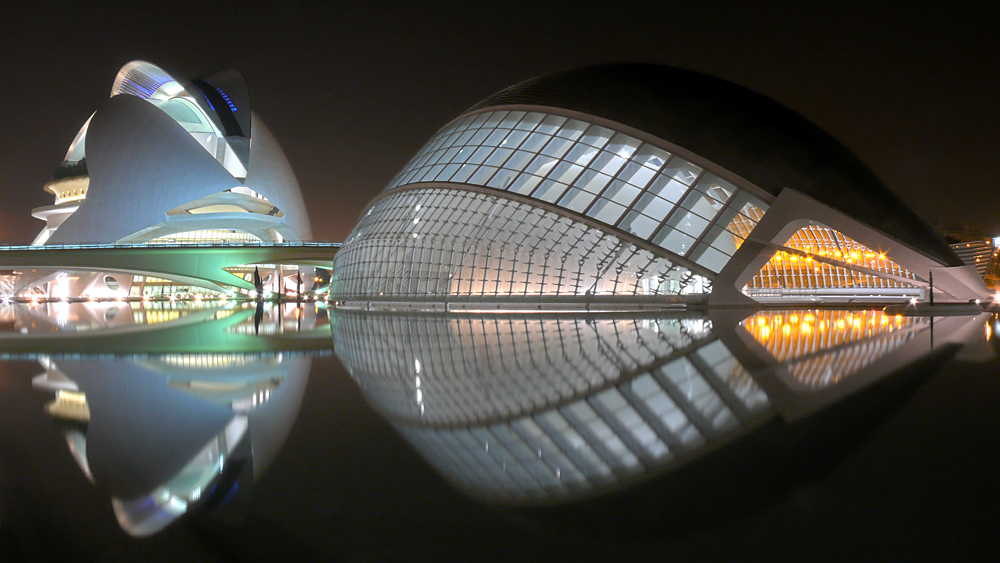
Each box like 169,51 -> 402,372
336,189 -> 711,302
384,110 -> 772,273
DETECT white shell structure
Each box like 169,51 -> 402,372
33,60 -> 311,247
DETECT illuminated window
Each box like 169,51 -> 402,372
744,225 -> 918,298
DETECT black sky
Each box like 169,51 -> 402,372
2,1 -> 999,244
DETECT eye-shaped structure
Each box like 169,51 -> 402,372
32,60 -> 311,247
332,64 -> 985,306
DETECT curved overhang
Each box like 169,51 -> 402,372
111,61 -> 184,100
244,115 -> 312,239
166,191 -> 284,217
35,60 -> 312,251
63,115 -> 93,162
465,64 -> 962,268
126,212 -> 293,244
46,94 -> 242,244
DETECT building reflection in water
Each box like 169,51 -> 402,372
739,309 -> 924,389
2,297 -> 995,532
334,308 -> 991,504
0,300 -> 328,536
0,298 -> 328,336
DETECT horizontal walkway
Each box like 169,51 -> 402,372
0,242 -> 341,292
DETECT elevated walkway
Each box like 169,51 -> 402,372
0,241 -> 340,292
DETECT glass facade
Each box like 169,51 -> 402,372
384,109 -> 770,273
335,312 -> 769,502
744,225 -> 919,299
335,188 -> 709,301
335,93 -> 984,306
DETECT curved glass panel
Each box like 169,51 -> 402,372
334,188 -> 710,301
157,99 -> 201,124
114,62 -> 176,99
384,110 -> 770,272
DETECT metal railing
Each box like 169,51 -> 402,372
0,241 -> 342,251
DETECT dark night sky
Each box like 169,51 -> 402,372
2,1 -> 999,244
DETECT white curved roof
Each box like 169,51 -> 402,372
47,95 -> 242,244
244,115 -> 312,239
41,61 -> 312,245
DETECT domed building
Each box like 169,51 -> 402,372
21,61 -> 312,298
332,64 -> 986,306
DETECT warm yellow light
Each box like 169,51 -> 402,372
782,324 -> 791,336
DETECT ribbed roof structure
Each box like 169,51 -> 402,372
468,64 -> 961,267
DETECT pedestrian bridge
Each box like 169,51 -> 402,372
0,242 -> 340,292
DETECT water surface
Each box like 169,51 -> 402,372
1,301 -> 998,561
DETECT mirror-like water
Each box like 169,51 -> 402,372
1,301 -> 998,561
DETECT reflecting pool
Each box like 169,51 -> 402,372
1,301 -> 998,561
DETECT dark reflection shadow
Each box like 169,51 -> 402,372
333,307 -> 993,536
0,300 -> 333,356
254,300 -> 264,335
32,352 -> 312,537
0,301 -> 332,538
